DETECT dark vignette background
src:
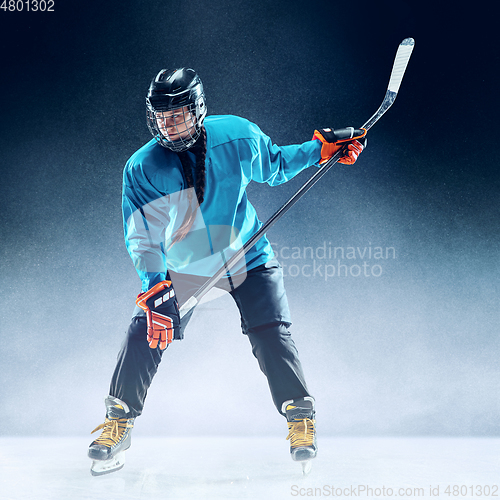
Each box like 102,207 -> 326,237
0,1 -> 498,437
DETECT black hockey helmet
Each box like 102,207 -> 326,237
146,68 -> 207,152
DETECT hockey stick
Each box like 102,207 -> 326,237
179,37 -> 415,319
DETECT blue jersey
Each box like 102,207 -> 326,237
122,115 -> 322,291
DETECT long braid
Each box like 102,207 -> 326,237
169,126 -> 207,247
191,126 -> 207,206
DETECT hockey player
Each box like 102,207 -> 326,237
88,68 -> 366,476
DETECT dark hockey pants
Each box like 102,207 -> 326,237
109,259 -> 311,417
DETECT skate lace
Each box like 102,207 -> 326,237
90,418 -> 133,447
286,418 -> 316,448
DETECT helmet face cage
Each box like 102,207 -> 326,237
146,69 -> 207,152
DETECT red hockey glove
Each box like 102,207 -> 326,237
312,127 -> 367,165
135,280 -> 180,350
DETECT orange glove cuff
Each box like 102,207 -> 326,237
135,280 -> 174,311
312,130 -> 342,165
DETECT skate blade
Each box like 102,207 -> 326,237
301,460 -> 312,475
90,451 -> 126,476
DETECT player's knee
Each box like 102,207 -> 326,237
247,322 -> 299,362
247,322 -> 294,349
247,321 -> 290,337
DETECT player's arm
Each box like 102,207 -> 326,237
122,169 -> 173,292
123,192 -> 183,349
247,122 -> 366,186
122,160 -> 186,349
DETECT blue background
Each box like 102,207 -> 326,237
0,0 -> 498,437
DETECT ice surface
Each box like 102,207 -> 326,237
0,436 -> 498,500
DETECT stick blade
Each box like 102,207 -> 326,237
388,38 -> 415,94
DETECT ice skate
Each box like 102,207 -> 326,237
88,396 -> 135,476
282,396 -> 317,475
